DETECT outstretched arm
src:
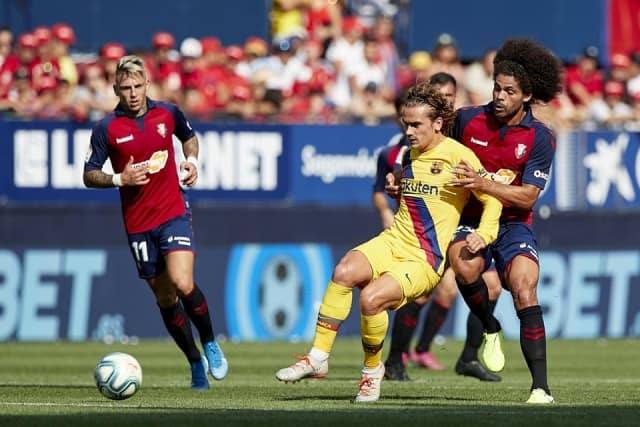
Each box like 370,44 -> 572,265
451,159 -> 541,209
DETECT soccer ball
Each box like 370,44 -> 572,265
94,352 -> 142,400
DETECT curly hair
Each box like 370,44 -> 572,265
403,82 -> 456,134
493,38 -> 563,103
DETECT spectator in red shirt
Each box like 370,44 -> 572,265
145,31 -> 182,101
565,45 -> 604,108
30,26 -> 62,93
0,33 -> 37,100
100,42 -> 127,85
0,26 -> 14,69
50,22 -> 78,85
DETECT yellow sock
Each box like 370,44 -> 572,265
361,311 -> 388,369
312,281 -> 353,353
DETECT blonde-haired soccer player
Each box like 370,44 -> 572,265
275,82 -> 503,403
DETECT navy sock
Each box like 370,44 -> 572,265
181,284 -> 215,344
159,301 -> 201,362
387,301 -> 422,364
415,300 -> 449,353
518,305 -> 550,394
457,276 -> 499,333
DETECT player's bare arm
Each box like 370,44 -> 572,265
83,155 -> 150,188
179,136 -> 199,187
372,191 -> 395,229
450,160 -> 541,209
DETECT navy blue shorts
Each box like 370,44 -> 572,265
453,221 -> 538,290
126,210 -> 195,279
489,221 -> 539,281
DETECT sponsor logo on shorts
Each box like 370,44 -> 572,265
168,235 -> 191,246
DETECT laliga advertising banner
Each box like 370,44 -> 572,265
0,120 -> 399,205
0,121 -> 290,202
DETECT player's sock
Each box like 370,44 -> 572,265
311,281 -> 352,353
457,276 -> 499,333
159,301 -> 201,362
415,300 -> 449,353
517,305 -> 550,394
460,299 -> 497,362
387,301 -> 421,364
361,311 -> 388,369
180,284 -> 214,344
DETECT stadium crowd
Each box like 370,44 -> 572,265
2,0 -> 640,130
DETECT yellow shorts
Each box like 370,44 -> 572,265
354,232 -> 441,309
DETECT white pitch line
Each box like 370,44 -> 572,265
0,401 -> 143,409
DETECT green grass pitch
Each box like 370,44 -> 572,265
1,338 -> 639,426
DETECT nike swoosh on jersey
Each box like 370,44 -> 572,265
116,134 -> 134,144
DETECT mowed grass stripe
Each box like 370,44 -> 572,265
0,338 -> 639,426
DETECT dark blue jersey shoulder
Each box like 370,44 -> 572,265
451,104 -> 489,141
150,99 -> 196,142
85,112 -> 117,172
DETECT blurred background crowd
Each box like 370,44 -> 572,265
1,0 -> 640,131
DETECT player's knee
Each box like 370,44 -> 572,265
434,286 -> 456,306
451,261 -> 482,285
172,277 -> 194,296
510,280 -> 538,309
359,288 -> 383,316
332,261 -> 357,286
155,292 -> 178,307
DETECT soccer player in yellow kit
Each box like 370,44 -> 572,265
275,82 -> 502,403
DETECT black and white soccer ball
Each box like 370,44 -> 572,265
94,352 -> 142,400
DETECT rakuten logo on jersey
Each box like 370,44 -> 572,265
534,170 -> 549,181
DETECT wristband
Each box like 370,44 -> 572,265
112,173 -> 123,187
186,156 -> 199,169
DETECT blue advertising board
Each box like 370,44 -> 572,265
580,131 -> 640,209
2,245 -> 639,341
0,121 -> 291,203
4,119 -> 640,211
1,206 -> 640,341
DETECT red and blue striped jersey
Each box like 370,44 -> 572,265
84,98 -> 195,233
451,102 -> 555,225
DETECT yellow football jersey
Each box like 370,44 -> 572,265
384,136 -> 502,276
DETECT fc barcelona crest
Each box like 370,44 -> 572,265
430,161 -> 442,174
515,143 -> 527,159
157,123 -> 167,138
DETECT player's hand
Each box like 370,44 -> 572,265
179,159 -> 198,187
385,172 -> 401,198
465,232 -> 487,254
450,160 -> 485,189
122,155 -> 150,186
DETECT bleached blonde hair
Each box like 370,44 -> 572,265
114,55 -> 146,86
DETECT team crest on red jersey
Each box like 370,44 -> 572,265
430,161 -> 442,174
515,143 -> 527,159
157,123 -> 167,138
